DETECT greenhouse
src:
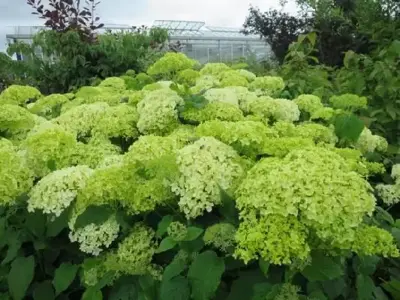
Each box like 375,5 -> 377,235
5,20 -> 272,63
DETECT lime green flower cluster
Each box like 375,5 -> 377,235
310,107 -> 336,121
329,93 -> 367,110
171,137 -> 246,219
147,52 -> 197,77
248,76 -> 285,97
69,215 -> 120,256
203,223 -> 236,252
235,147 -> 396,264
273,283 -> 301,300
219,70 -> 249,87
28,165 -> 93,217
196,120 -> 273,157
200,63 -> 231,77
104,224 -> 156,276
22,124 -> 77,177
29,94 -> 69,119
181,102 -> 244,123
98,77 -> 126,91
0,139 -> 33,205
203,88 -> 240,106
190,75 -> 220,94
167,221 -> 188,241
136,89 -> 184,135
238,69 -> 256,82
262,137 -> 315,157
0,104 -> 35,141
0,84 -> 42,106
248,97 -> 300,123
293,94 -> 324,114
355,128 -> 388,153
176,69 -> 200,86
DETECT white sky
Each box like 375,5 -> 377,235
0,0 -> 298,51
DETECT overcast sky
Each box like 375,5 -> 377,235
0,0 -> 298,52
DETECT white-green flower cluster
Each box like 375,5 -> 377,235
203,88 -> 240,106
355,128 -> 388,153
28,166 -> 94,216
203,223 -> 236,251
248,97 -> 300,123
248,76 -> 285,97
69,215 -> 120,256
376,164 -> 400,205
171,137 -> 246,219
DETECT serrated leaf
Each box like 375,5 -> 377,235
74,205 -> 113,229
302,252 -> 343,282
33,281 -> 55,300
2,234 -> 21,265
322,278 -> 346,299
46,208 -> 70,237
156,215 -> 173,238
156,237 -> 177,253
160,275 -> 190,300
25,211 -> 46,237
109,276 -> 137,300
138,275 -> 158,300
354,255 -> 380,275
375,207 -> 395,225
357,274 -> 375,300
182,227 -> 203,241
82,287 -> 102,300
334,113 -> 364,142
188,250 -> 225,300
8,256 -> 35,300
163,256 -> 187,281
52,263 -> 79,296
218,188 -> 238,225
258,259 -> 270,277
227,270 -> 267,300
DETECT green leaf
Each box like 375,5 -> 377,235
258,259 -> 270,277
33,281 -> 55,300
357,274 -> 375,300
218,188 -> 238,225
74,205 -> 114,229
25,211 -> 46,237
109,276 -> 137,300
382,280 -> 400,300
374,287 -> 389,300
322,278 -> 346,299
156,237 -> 177,254
251,283 -> 273,300
334,113 -> 364,142
46,208 -> 70,237
182,227 -> 204,241
301,252 -> 343,282
227,270 -> 267,300
156,215 -> 173,238
8,256 -> 35,300
163,256 -> 187,281
354,255 -> 380,275
138,275 -> 158,300
52,263 -> 79,296
160,275 -> 190,300
82,287 -> 102,300
308,290 -> 328,300
375,207 -> 395,225
188,250 -> 225,300
2,234 -> 22,265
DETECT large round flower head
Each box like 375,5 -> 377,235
248,97 -> 300,123
200,63 -> 231,77
224,86 -> 258,113
69,214 -> 120,256
293,94 -> 324,115
131,73 -> 154,90
203,223 -> 236,252
329,93 -> 367,111
355,128 -> 388,153
203,88 -> 240,106
22,124 -> 77,177
28,165 -> 94,217
375,184 -> 400,206
248,76 -> 285,97
97,154 -> 125,169
142,81 -> 174,91
98,77 -> 126,91
147,52 -> 197,77
104,224 -> 156,276
262,137 -> 315,157
123,90 -> 148,106
392,164 -> 400,182
181,102 -> 244,123
29,94 -> 69,119
235,213 -> 310,264
190,75 -> 221,94
92,104 -> 139,140
167,125 -> 198,145
294,123 -> 338,144
53,102 -> 110,140
81,257 -> 110,287
219,70 -> 249,87
235,147 -> 382,262
238,69 -> 256,82
0,84 -> 42,106
310,107 -> 336,121
352,225 -> 399,257
71,137 -> 121,168
171,137 -> 246,219
136,89 -> 184,135
167,221 -> 188,242
125,135 -> 182,164
0,104 -> 35,141
177,69 -> 200,86
0,139 -> 34,206
196,120 -> 274,158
